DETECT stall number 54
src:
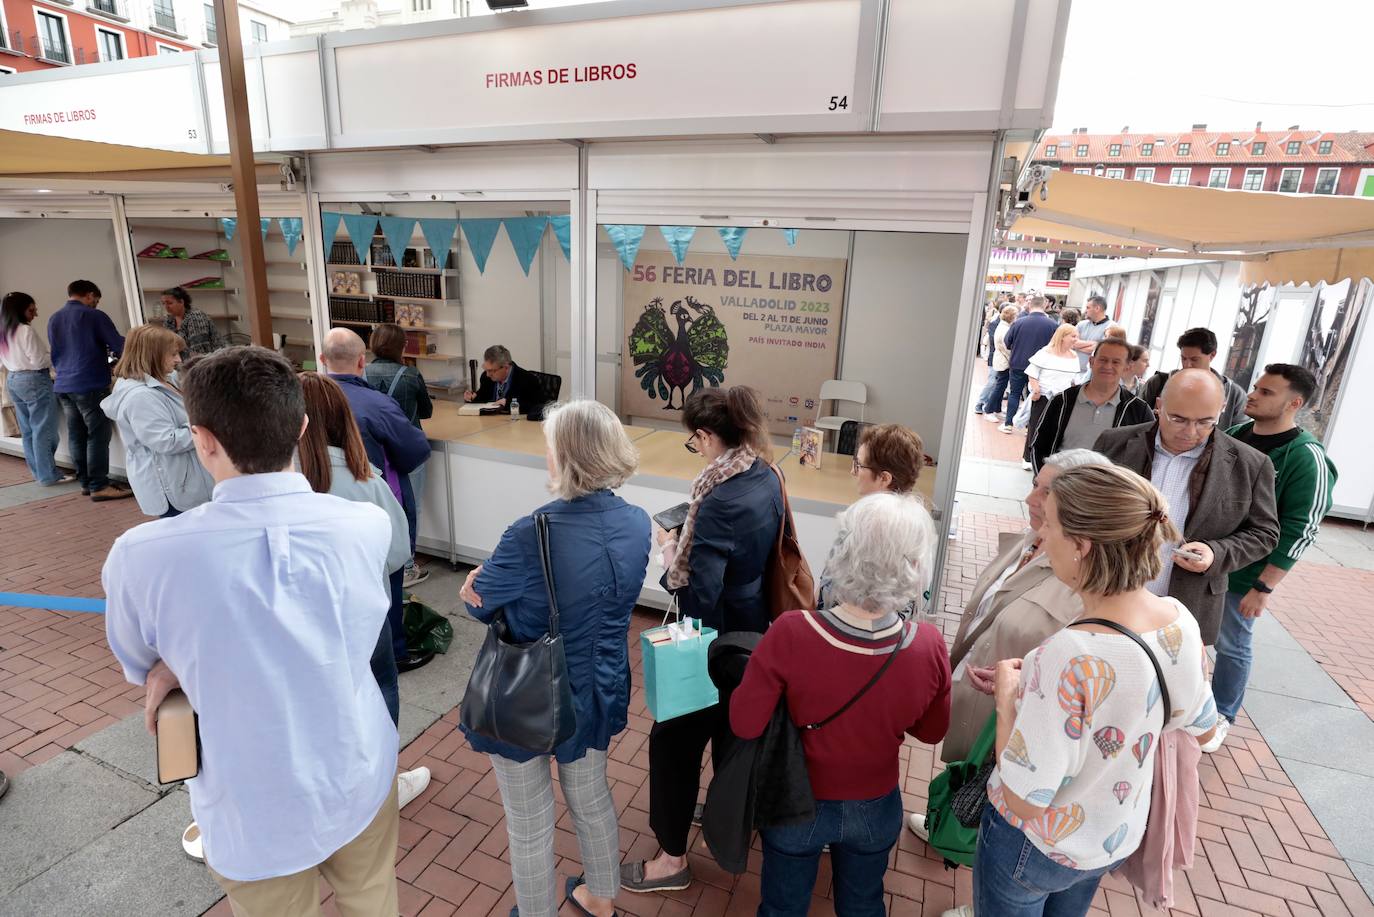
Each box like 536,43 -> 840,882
828,95 -> 849,111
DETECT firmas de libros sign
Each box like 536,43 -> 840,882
484,63 -> 638,88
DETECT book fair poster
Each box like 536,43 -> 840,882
622,252 -> 848,436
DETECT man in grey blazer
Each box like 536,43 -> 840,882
1093,370 -> 1279,645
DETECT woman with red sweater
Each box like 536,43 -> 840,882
731,492 -> 952,917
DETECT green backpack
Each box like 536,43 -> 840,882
925,713 -> 997,868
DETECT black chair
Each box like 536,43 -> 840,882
836,420 -> 873,457
529,370 -> 563,404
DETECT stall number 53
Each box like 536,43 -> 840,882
827,95 -> 849,111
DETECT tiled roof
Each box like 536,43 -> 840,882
1036,130 -> 1374,164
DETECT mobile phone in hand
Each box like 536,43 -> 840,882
1171,546 -> 1204,563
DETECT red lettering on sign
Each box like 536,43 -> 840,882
485,63 -> 638,89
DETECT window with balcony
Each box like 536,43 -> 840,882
1252,142 -> 1266,155
88,0 -> 122,17
1105,168 -> 1125,179
1217,141 -> 1230,155
1177,142 -> 1191,156
251,20 -> 268,42
36,11 -> 70,63
1169,168 -> 1191,185
0,7 -> 9,50
1319,140 -> 1333,155
1134,167 -> 1155,182
204,5 -> 216,44
1242,168 -> 1265,191
96,27 -> 124,61
1075,144 -> 1088,157
1208,168 -> 1230,188
1278,168 -> 1302,192
153,0 -> 178,33
1286,141 -> 1302,155
1141,142 -> 1154,156
1044,144 -> 1058,157
1314,168 -> 1339,194
1108,143 -> 1121,157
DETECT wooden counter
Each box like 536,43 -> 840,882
777,450 -> 937,506
421,402 -> 513,441
457,418 -> 654,457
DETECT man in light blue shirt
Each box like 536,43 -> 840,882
103,346 -> 400,913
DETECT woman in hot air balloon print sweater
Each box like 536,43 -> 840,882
978,464 -> 1219,917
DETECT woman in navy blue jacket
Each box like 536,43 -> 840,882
459,399 -> 650,917
621,386 -> 783,895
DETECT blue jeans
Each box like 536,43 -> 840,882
758,787 -> 902,917
1212,590 -> 1254,722
56,389 -> 112,491
389,568 -> 409,662
974,805 -> 1114,917
6,370 -> 61,484
980,369 -> 1010,415
369,617 -> 401,728
1005,368 -> 1030,426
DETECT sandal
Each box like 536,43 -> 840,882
618,860 -> 692,894
565,875 -> 619,917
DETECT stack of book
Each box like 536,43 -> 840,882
329,241 -> 362,265
376,270 -> 441,300
328,296 -> 395,324
404,331 -> 437,355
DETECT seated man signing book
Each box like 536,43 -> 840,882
102,346 -> 401,916
463,343 -> 547,418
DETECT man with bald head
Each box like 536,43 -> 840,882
1093,369 -> 1279,645
321,328 -> 434,671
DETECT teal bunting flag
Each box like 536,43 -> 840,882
659,226 -> 697,264
461,218 -> 503,274
503,216 -> 550,276
321,211 -> 343,247
717,226 -> 748,260
783,228 -> 799,247
278,218 -> 303,256
378,216 -> 416,267
604,224 -> 646,272
260,218 -> 272,241
418,217 -> 458,270
548,215 -> 572,260
341,213 -> 379,263
220,217 -> 237,241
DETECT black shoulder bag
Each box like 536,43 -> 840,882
459,514 -> 578,754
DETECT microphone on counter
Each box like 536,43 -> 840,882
468,358 -> 479,394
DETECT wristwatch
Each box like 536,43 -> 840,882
1252,580 -> 1274,594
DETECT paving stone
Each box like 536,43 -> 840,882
73,712 -> 162,788
1244,691 -> 1374,776
0,751 -> 158,897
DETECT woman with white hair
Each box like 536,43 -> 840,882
729,492 -> 952,917
459,400 -> 651,917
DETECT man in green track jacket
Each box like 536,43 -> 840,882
1205,363 -> 1337,753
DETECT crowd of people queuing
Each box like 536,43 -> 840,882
0,276 -> 1341,916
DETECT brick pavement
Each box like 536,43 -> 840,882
2,445 -> 1374,916
963,361 -> 1028,465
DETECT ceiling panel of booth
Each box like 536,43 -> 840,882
307,145 -> 579,194
595,190 -> 977,230
328,0 -> 865,146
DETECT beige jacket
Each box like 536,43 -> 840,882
941,530 -> 1082,763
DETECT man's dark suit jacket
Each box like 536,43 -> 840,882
472,362 -> 548,419
1092,422 -> 1279,645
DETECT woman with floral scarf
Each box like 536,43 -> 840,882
621,386 -> 783,895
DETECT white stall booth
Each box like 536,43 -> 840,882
0,0 -> 1072,606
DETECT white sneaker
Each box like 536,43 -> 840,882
181,822 -> 204,861
942,907 -> 974,917
999,424 -> 1014,434
984,413 -> 1003,423
906,812 -> 929,842
1200,718 -> 1230,754
398,766 -> 432,809
1020,461 -> 1033,470
403,564 -> 430,588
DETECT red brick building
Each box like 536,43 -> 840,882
1032,126 -> 1374,197
0,0 -> 198,74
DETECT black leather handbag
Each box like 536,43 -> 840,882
459,514 -> 577,754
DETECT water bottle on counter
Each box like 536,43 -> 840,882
509,397 -> 520,421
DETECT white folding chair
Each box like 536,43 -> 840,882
814,380 -> 868,446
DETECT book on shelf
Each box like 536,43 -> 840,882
328,295 -> 395,325
375,269 -> 441,300
328,241 -> 362,265
330,271 -> 363,295
404,331 -> 437,356
396,304 -> 427,327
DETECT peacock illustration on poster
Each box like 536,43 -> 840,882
628,296 -> 729,409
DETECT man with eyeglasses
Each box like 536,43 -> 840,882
1093,369 -> 1279,646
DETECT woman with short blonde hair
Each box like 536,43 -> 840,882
459,399 -> 651,917
100,324 -> 211,517
978,464 -> 1219,916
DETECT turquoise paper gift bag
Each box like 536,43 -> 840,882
640,617 -> 719,722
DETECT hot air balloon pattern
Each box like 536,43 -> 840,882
627,296 -> 729,410
1047,852 -> 1078,868
1030,802 -> 1085,847
1156,623 -> 1183,665
1190,695 -> 1218,731
1132,732 -> 1154,768
1027,646 -> 1046,699
1004,729 -> 1036,771
1093,726 -> 1125,759
1057,655 -> 1116,740
1026,788 -> 1057,806
1103,823 -> 1130,856
1112,781 -> 1132,804
1146,678 -> 1161,715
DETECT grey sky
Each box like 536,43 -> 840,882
1052,0 -> 1374,133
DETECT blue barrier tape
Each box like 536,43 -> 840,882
0,592 -> 106,614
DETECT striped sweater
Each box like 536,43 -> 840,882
1226,422 -> 1337,593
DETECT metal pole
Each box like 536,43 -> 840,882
211,0 -> 271,346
